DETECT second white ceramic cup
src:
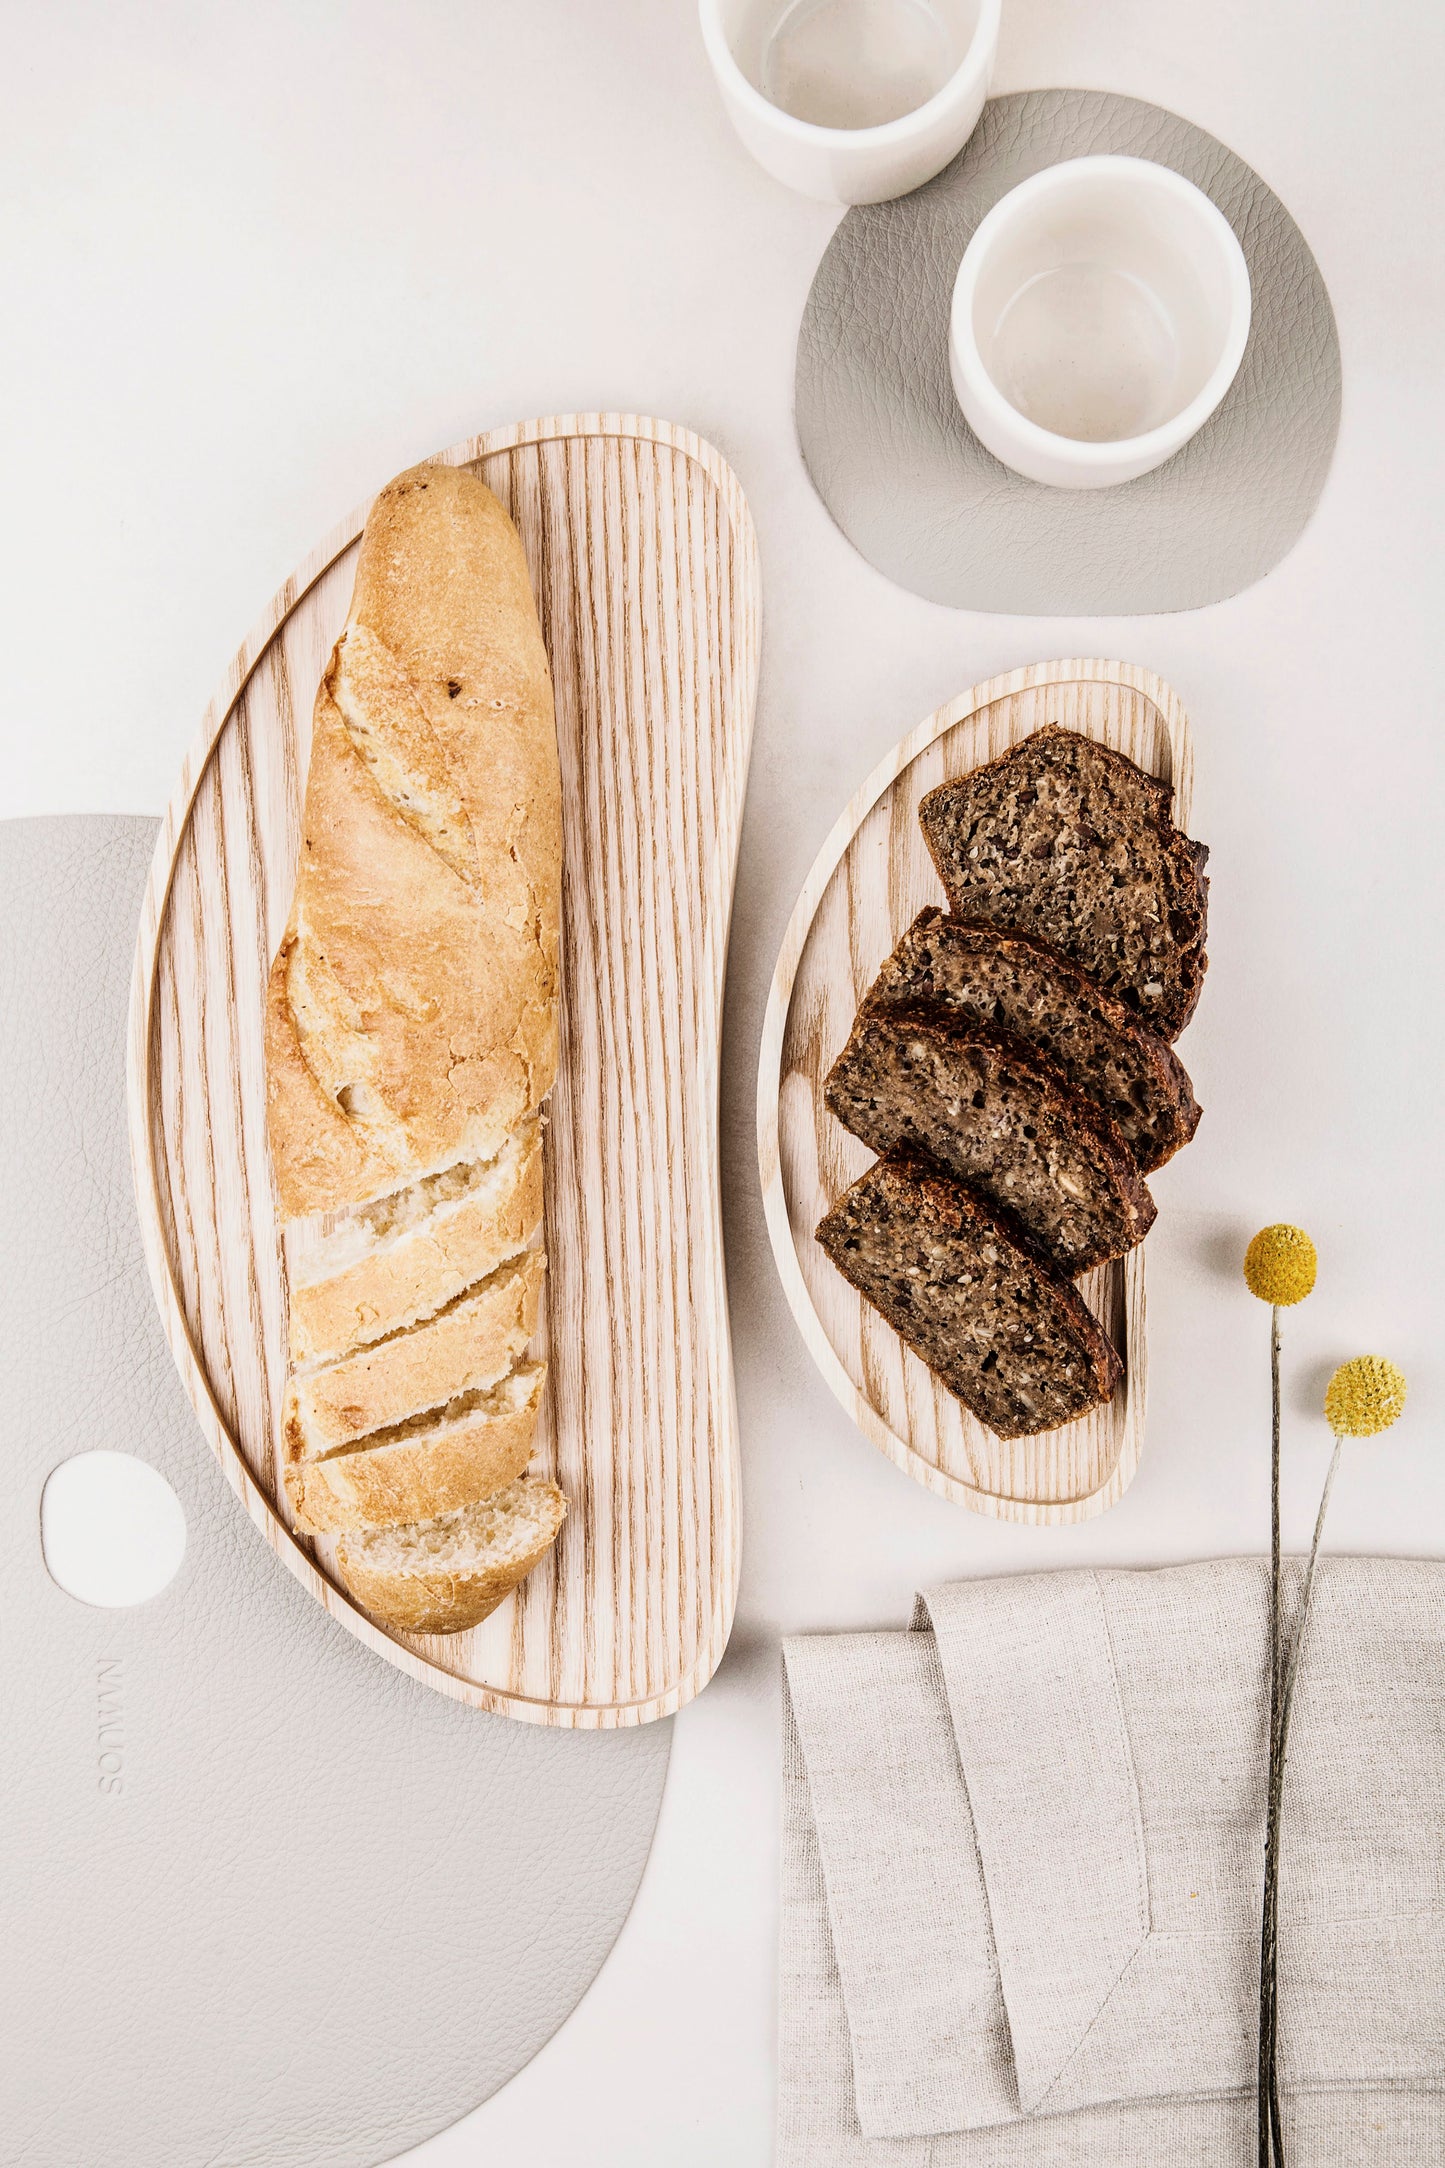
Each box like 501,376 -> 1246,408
949,155 -> 1252,489
699,0 -> 1000,205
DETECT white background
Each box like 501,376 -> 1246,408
5,2 -> 1444,2160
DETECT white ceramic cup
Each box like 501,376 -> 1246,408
949,155 -> 1252,489
699,0 -> 1000,206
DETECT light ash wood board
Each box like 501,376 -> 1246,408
128,415 -> 760,1725
759,660 -> 1197,1524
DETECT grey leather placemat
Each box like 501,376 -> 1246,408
0,816 -> 670,2168
796,90 -> 1342,615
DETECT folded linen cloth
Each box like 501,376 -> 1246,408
780,1558 -> 1445,2166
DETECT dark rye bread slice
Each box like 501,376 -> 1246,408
825,1005 -> 1155,1276
816,1152 -> 1123,1440
862,908 -> 1201,1173
917,725 -> 1209,1040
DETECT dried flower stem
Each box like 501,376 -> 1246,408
1276,1435 -> 1342,1770
1260,1428 -> 1345,2161
1257,1309 -> 1284,2166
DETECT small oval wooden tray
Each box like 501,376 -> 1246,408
128,415 -> 760,1724
758,659 -> 1197,1524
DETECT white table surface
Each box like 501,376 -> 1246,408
6,2 -> 1444,2160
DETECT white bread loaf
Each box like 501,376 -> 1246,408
264,462 -> 566,1628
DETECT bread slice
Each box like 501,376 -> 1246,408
286,1248 -> 544,1455
825,1006 -> 1155,1276
335,1476 -> 568,1635
862,909 -> 1200,1173
815,1153 -> 1123,1439
918,726 -> 1208,1039
285,1361 -> 545,1534
284,1120 -> 544,1367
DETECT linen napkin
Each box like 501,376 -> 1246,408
780,1558 -> 1445,2165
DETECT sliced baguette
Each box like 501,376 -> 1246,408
335,1476 -> 568,1635
285,1361 -> 545,1534
285,1120 -> 544,1367
287,1249 -> 544,1454
265,466 -> 568,1610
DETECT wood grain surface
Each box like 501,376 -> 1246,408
128,415 -> 760,1725
758,660 -> 1197,1524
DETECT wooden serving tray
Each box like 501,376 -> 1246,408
758,660 -> 1196,1524
128,416 -> 760,1725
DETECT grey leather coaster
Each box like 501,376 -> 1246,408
0,817 -> 670,2168
796,90 -> 1342,615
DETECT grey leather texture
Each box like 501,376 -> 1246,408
0,816 -> 671,2168
796,90 -> 1342,615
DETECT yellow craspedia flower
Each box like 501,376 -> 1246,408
1244,1224 -> 1318,1306
1324,1356 -> 1407,1437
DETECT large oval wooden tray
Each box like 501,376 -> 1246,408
758,660 -> 1197,1524
128,415 -> 760,1725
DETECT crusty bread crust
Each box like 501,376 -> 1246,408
284,1364 -> 545,1534
288,1249 -> 544,1453
265,463 -> 561,1221
335,1479 -> 568,1634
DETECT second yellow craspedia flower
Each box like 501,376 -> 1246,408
1244,1224 -> 1318,1306
1325,1356 -> 1407,1437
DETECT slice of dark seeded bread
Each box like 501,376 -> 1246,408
862,908 -> 1201,1173
825,1005 -> 1155,1276
917,726 -> 1208,1040
816,1152 -> 1123,1439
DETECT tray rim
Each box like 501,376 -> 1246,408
757,656 -> 1197,1524
127,412 -> 761,1725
